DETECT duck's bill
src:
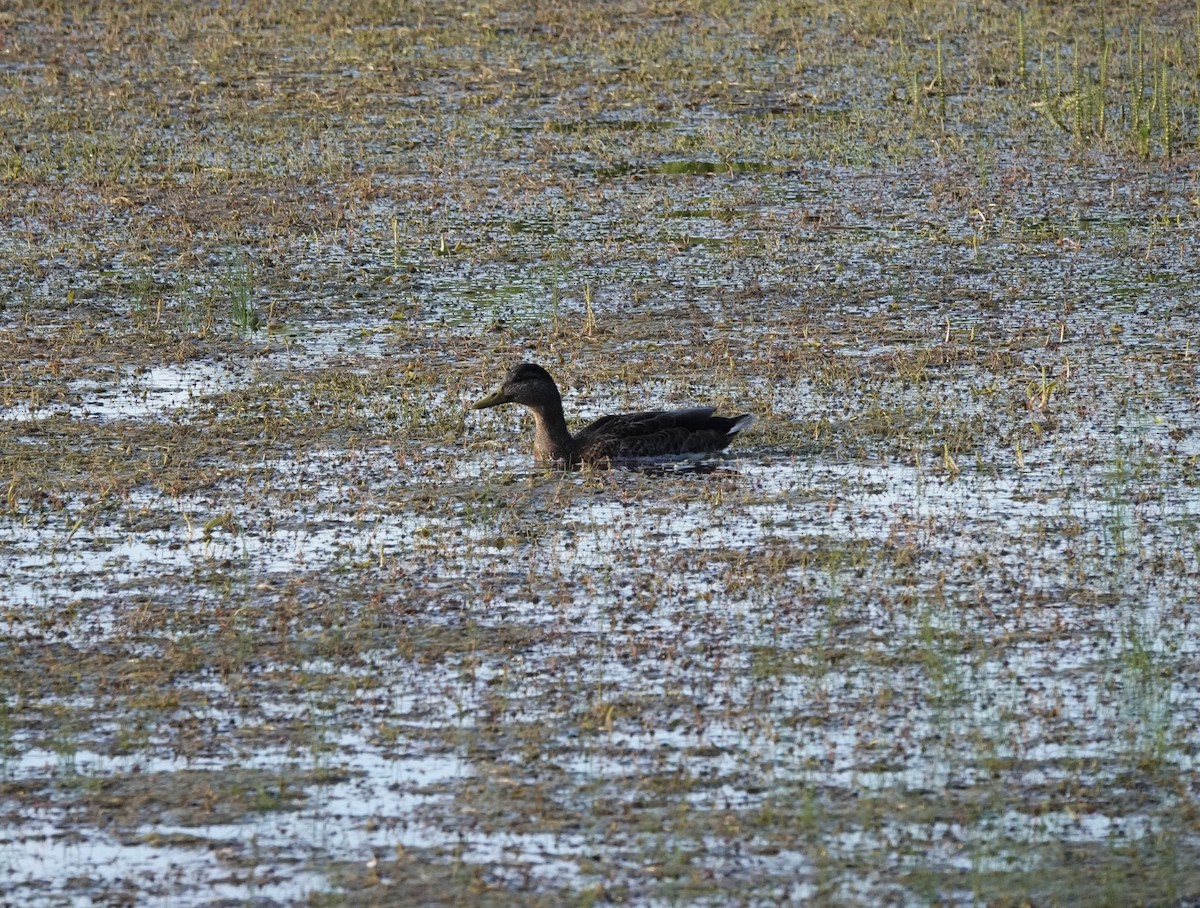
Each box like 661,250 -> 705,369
470,388 -> 509,409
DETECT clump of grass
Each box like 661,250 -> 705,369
223,257 -> 261,332
128,268 -> 161,327
582,283 -> 598,338
1022,12 -> 1192,157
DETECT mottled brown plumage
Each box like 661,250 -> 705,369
471,363 -> 753,465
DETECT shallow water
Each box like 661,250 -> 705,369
2,423 -> 1195,902
2,3 -> 1200,904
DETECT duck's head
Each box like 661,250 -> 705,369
471,362 -> 561,411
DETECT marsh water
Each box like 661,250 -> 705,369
2,3 -> 1199,905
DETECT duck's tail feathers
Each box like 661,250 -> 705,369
726,414 -> 755,436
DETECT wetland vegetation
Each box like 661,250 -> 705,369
1,0 -> 1199,904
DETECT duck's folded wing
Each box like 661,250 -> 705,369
577,408 -> 713,439
576,407 -> 753,458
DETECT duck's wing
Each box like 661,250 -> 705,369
575,408 -> 752,460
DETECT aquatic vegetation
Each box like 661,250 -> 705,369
0,1 -> 1198,905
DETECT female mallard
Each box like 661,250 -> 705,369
471,362 -> 753,465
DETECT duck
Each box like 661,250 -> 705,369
470,362 -> 754,465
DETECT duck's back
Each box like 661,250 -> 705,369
574,408 -> 752,462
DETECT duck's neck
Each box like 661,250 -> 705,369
529,400 -> 575,463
